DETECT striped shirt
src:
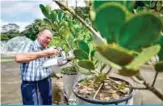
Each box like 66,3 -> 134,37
20,40 -> 52,81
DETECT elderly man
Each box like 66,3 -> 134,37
15,29 -> 60,105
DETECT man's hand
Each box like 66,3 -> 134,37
43,48 -> 60,56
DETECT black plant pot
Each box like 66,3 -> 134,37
73,77 -> 133,105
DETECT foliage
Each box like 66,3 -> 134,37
61,65 -> 78,74
1,33 -> 10,41
73,40 -> 97,74
21,19 -> 51,41
39,4 -> 93,52
72,1 -> 162,76
1,23 -> 21,41
1,30 -> 21,41
134,1 -> 163,72
1,23 -> 20,33
40,1 -> 163,84
135,1 -> 163,14
53,1 -> 163,102
90,1 -> 163,76
75,7 -> 90,20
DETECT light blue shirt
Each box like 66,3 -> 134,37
20,40 -> 52,81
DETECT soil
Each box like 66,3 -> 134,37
74,77 -> 132,103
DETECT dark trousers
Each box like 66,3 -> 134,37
21,78 -> 52,105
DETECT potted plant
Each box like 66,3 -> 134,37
54,1 -> 163,104
73,38 -> 134,105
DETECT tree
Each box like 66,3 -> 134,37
1,23 -> 20,33
21,19 -> 51,41
1,23 -> 21,40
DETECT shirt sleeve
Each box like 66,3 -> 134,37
18,42 -> 34,53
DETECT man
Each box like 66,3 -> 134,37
15,29 -> 60,105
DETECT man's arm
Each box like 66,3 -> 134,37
15,49 -> 60,63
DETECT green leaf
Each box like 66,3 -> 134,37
94,72 -> 107,84
43,18 -> 52,26
50,10 -> 57,23
45,5 -> 51,16
119,13 -> 163,50
78,60 -> 95,70
158,45 -> 163,61
73,49 -> 88,60
70,27 -> 76,36
67,33 -> 74,42
118,68 -> 139,76
155,35 -> 163,45
91,50 -> 96,58
95,51 -> 122,70
94,3 -> 127,43
155,36 -> 163,61
155,61 -> 163,72
78,40 -> 90,54
96,44 -> 134,66
57,11 -> 64,22
94,1 -> 126,11
94,1 -> 109,10
77,67 -> 92,75
124,1 -> 135,12
39,4 -> 51,19
126,45 -> 161,70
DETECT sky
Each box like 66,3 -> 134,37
1,0 -> 86,32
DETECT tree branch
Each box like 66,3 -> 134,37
136,74 -> 163,101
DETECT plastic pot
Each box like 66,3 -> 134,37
73,77 -> 133,105
61,70 -> 78,100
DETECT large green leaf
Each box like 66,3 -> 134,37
94,3 -> 127,43
94,1 -> 134,11
155,61 -> 163,72
119,13 -> 163,50
77,66 -> 93,75
39,4 -> 51,19
94,1 -> 109,10
78,40 -> 90,54
96,44 -> 134,66
155,35 -> 163,61
78,60 -> 95,70
50,10 -> 57,23
126,45 -> 161,70
124,1 -> 135,12
158,45 -> 163,61
43,18 -> 52,26
95,51 -> 122,70
118,68 -> 139,76
73,49 -> 88,60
